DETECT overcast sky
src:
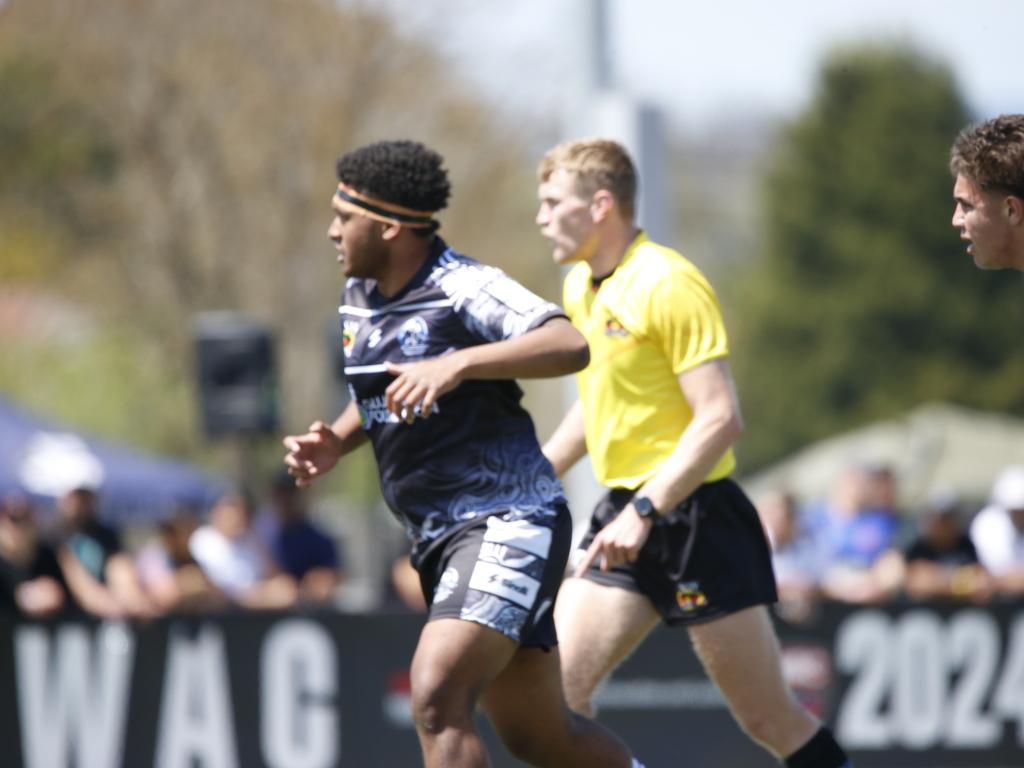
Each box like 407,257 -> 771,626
392,0 -> 1020,133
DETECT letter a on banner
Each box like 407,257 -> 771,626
156,625 -> 239,768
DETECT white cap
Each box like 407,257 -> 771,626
992,465 -> 1024,510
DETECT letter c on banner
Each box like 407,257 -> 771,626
261,619 -> 339,768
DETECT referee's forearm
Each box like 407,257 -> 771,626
636,411 -> 741,514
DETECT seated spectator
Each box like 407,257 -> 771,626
0,493 -> 69,618
808,463 -> 905,603
57,485 -> 155,618
264,473 -> 344,605
904,492 -> 994,603
136,508 -> 229,613
756,489 -> 822,622
189,489 -> 297,609
970,465 -> 1024,596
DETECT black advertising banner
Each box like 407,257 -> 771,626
0,602 -> 1020,767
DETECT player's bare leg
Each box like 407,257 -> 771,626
688,605 -> 819,757
553,577 -> 660,716
479,643 -> 638,767
410,618 -> 518,768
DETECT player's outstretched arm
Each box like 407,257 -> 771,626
282,401 -> 368,487
384,317 -> 588,420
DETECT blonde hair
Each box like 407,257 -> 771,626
538,138 -> 637,220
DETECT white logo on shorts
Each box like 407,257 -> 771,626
434,566 -> 459,603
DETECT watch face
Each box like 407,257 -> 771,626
634,497 -> 655,518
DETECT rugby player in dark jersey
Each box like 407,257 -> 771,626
284,141 -> 644,768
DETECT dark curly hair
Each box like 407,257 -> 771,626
336,140 -> 451,219
950,114 -> 1024,197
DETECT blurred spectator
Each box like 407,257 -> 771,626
903,492 -> 994,603
0,493 -> 69,618
808,464 -> 904,603
136,508 -> 229,613
264,473 -> 344,605
970,465 -> 1024,596
57,486 -> 155,618
189,489 -> 298,609
756,489 -> 822,622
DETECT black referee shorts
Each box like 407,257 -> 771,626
577,478 -> 778,626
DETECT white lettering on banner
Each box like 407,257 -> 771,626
156,625 -> 239,768
15,622 -> 134,768
261,620 -> 339,768
836,609 -> 1023,750
992,615 -> 1024,747
948,611 -> 1002,747
892,612 -> 945,748
836,611 -> 891,748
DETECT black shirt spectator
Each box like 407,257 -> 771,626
0,493 -> 71,617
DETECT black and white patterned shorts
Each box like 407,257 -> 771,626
417,505 -> 572,649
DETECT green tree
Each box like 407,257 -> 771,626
727,45 -> 1024,470
0,54 -> 116,282
0,0 -> 557,499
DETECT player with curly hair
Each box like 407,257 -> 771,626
951,114 -> 1024,270
284,140 -> 645,768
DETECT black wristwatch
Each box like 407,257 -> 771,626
632,496 -> 658,519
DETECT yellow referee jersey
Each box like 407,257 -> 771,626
564,232 -> 736,489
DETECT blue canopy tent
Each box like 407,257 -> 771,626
0,396 -> 225,524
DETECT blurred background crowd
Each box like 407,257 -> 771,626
755,463 -> 1024,624
0,474 -> 363,620
3,460 -> 1022,623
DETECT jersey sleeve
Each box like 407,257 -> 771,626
444,263 -> 566,343
646,267 -> 729,375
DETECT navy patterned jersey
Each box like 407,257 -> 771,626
339,237 -> 568,565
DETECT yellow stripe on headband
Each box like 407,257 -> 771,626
333,184 -> 437,228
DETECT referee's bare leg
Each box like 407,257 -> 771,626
556,578 -> 822,759
411,617 -> 641,767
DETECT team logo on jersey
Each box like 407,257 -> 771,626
367,328 -> 384,349
434,566 -> 460,603
604,315 -> 630,338
398,316 -> 429,356
675,581 -> 708,613
342,320 -> 360,357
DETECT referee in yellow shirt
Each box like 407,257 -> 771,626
536,139 -> 851,768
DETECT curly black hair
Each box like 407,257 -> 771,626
335,140 -> 451,215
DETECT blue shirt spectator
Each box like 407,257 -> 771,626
265,473 -> 344,604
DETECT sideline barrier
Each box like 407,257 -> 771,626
0,601 -> 1020,767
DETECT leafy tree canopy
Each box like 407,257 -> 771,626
726,45 -> 1024,470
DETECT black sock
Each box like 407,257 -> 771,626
784,727 -> 850,768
